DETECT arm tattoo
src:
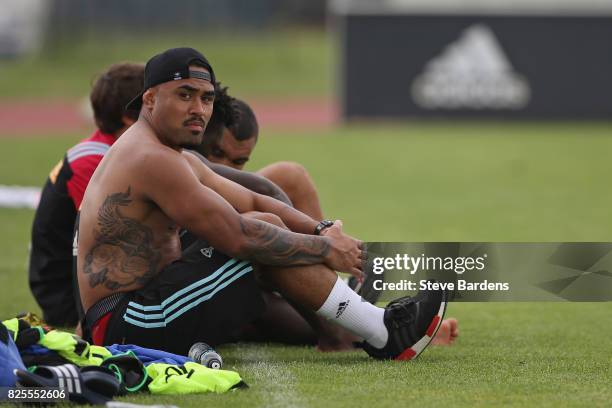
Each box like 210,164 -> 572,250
239,217 -> 329,266
83,187 -> 161,290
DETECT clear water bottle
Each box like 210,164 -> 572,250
188,342 -> 223,369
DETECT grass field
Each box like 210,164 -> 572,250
1,123 -> 611,407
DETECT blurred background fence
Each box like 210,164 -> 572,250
1,0 -> 326,57
2,0 -> 611,121
47,0 -> 326,36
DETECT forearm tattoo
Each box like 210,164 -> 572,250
239,217 -> 330,265
83,187 -> 160,290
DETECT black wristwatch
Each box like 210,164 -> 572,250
314,220 -> 334,235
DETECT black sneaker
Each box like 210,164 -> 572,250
362,282 -> 448,360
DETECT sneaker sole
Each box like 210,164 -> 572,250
395,291 -> 449,361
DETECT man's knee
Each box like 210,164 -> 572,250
276,161 -> 309,178
258,161 -> 314,194
272,162 -> 310,183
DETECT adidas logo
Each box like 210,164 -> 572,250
200,247 -> 214,258
411,24 -> 530,110
336,300 -> 350,318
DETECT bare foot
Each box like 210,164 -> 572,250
431,318 -> 459,346
316,318 -> 460,351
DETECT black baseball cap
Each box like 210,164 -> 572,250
125,47 -> 216,112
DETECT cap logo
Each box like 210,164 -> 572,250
173,72 -> 182,80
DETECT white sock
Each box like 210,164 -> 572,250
316,276 -> 388,348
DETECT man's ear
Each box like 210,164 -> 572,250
142,88 -> 156,110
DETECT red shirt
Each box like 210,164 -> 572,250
65,130 -> 117,210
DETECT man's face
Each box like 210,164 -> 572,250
207,128 -> 257,170
148,65 -> 215,149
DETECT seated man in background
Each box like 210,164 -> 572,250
195,85 -> 459,346
29,63 -> 145,326
196,85 -> 323,220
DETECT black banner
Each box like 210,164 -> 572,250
340,15 -> 612,119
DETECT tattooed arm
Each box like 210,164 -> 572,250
237,217 -> 363,277
145,150 -> 363,277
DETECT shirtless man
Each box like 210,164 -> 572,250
76,47 -> 447,359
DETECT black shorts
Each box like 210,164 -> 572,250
101,239 -> 265,355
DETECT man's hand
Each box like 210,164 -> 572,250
321,220 -> 366,282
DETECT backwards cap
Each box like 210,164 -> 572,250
126,47 -> 215,111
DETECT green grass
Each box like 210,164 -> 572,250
1,123 -> 611,407
251,122 -> 612,241
0,29 -> 332,101
112,303 -> 612,408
